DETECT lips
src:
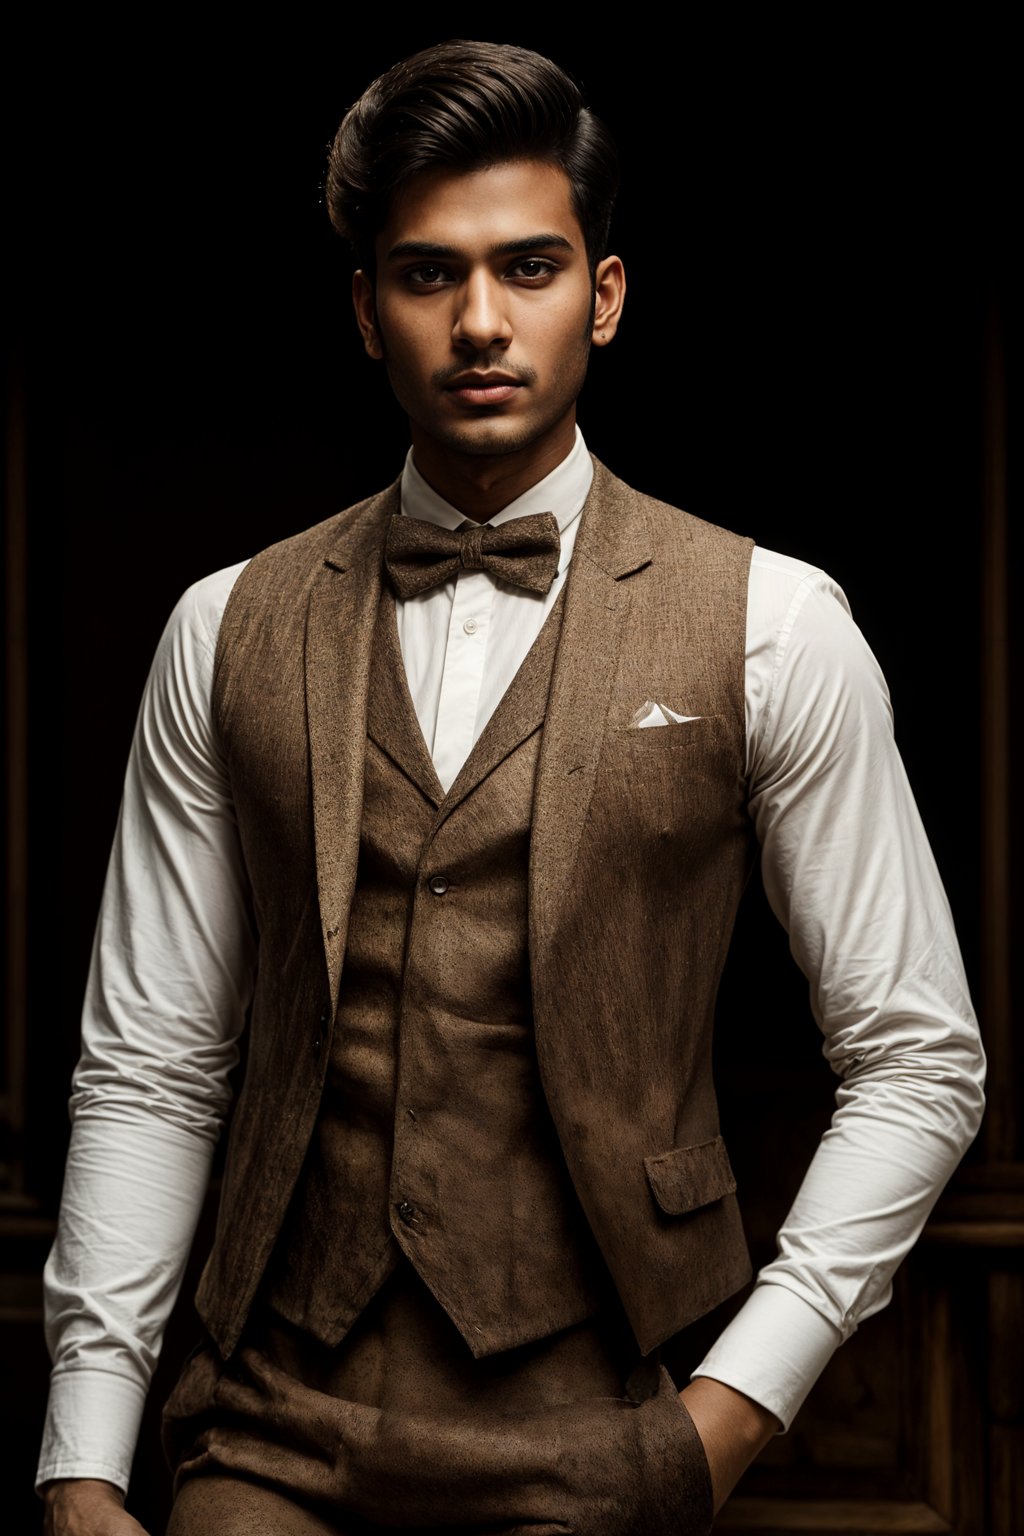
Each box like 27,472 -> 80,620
444,373 -> 524,407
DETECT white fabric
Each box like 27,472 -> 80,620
37,430 -> 985,1491
394,430 -> 589,791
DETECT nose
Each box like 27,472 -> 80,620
452,271 -> 512,351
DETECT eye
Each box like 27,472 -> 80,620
406,264 -> 451,288
508,258 -> 557,282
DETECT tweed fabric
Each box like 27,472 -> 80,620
383,510 -> 561,599
196,458 -> 755,1361
264,581 -> 609,1354
163,1262 -> 713,1535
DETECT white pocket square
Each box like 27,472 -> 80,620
628,699 -> 704,729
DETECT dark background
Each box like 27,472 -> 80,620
4,12 -> 1017,1530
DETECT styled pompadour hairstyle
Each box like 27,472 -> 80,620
325,39 -> 619,275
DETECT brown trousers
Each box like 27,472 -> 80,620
162,1260 -> 712,1535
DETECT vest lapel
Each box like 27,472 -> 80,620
305,480 -> 398,1015
435,584 -> 567,826
368,588 -> 445,807
528,459 -> 652,976
304,459 -> 651,1015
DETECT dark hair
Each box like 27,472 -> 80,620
325,39 -> 619,275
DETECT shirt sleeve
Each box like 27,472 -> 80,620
36,560 -> 256,1494
691,550 -> 986,1429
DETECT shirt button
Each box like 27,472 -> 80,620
428,874 -> 450,895
462,617 -> 478,635
397,1200 -> 416,1225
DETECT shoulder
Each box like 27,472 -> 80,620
746,545 -> 881,680
592,458 -> 754,557
154,480 -> 390,669
118,561 -> 253,775
202,478 -> 401,690
225,477 -> 401,613
748,545 -> 854,641
167,562 -> 251,654
589,461 -> 857,642
744,544 -> 894,778
147,476 -> 398,716
586,457 -> 754,607
147,560 -> 250,692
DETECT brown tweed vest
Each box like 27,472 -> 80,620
264,584 -> 611,1354
196,458 -> 756,1361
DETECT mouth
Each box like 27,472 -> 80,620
443,372 -> 524,407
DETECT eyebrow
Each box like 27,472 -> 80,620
385,234 -> 576,262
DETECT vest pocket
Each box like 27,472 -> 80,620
643,1134 -> 737,1215
611,713 -> 728,751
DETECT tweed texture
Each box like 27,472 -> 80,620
383,511 -> 561,599
196,458 -> 755,1360
264,582 -> 609,1354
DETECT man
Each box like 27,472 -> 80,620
38,38 -> 986,1536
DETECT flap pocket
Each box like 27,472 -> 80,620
644,1134 -> 737,1215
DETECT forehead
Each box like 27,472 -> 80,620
377,159 -> 584,258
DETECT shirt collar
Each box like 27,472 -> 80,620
400,425 -> 593,577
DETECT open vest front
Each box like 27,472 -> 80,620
196,464 -> 756,1362
265,583 -> 612,1355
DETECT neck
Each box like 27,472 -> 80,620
409,416 -> 576,523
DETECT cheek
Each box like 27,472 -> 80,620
543,317 -> 592,383
376,305 -> 446,369
530,293 -> 596,366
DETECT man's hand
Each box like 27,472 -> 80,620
41,1480 -> 149,1536
679,1377 -> 780,1515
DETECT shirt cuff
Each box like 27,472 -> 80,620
690,1281 -> 843,1431
36,1367 -> 146,1496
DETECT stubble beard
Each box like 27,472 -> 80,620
399,348 -> 592,460
381,301 -> 596,462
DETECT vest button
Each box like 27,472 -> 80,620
427,874 -> 450,896
396,1200 -> 416,1225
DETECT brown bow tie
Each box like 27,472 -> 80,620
384,512 -> 562,600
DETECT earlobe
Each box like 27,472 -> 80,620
591,255 -> 626,347
352,269 -> 384,359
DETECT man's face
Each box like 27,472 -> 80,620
353,159 -> 623,475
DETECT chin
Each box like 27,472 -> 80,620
431,416 -> 563,460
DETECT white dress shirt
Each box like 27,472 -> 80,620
36,428 -> 986,1493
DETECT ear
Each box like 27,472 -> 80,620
352,269 -> 384,359
591,255 -> 626,347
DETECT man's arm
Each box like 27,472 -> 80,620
42,1479 -> 151,1535
684,551 -> 986,1506
679,1377 -> 780,1513
38,563 -> 256,1519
